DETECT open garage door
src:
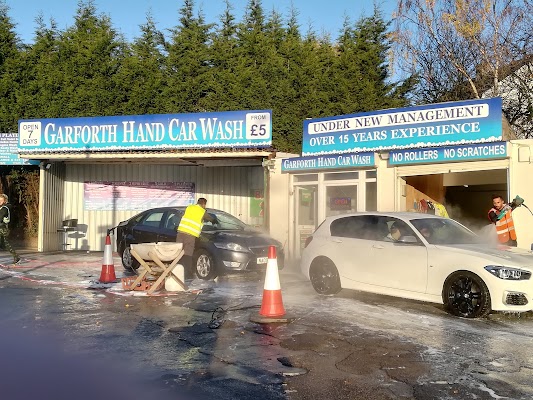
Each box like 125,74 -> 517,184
397,159 -> 509,233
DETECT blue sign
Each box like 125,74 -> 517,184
0,133 -> 39,165
389,142 -> 507,165
302,98 -> 502,156
18,110 -> 272,153
281,152 -> 375,172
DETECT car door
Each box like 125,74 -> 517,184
131,210 -> 165,244
366,216 -> 429,293
325,215 -> 376,287
158,210 -> 182,242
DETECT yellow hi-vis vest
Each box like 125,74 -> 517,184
177,204 -> 206,238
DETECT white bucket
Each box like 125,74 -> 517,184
165,264 -> 186,292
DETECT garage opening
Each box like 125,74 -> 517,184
402,168 -> 508,233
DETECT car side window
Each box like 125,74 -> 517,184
330,216 -> 367,239
164,211 -> 182,230
139,212 -> 164,228
376,217 -> 416,242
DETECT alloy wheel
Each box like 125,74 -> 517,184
444,272 -> 490,318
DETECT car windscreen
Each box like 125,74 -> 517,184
410,218 -> 480,245
203,210 -> 247,231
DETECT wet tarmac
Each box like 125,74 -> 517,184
1,250 -> 533,399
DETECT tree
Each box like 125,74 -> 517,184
56,0 -> 126,117
163,0 -> 213,113
17,15 -> 64,119
393,0 -> 533,137
202,0 -> 241,111
114,13 -> 167,115
0,2 -> 22,131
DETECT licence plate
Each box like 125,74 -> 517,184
257,257 -> 268,264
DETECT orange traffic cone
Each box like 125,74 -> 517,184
99,234 -> 117,283
259,246 -> 286,317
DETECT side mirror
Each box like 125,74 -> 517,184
397,235 -> 420,245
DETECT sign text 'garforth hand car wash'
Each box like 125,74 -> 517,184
18,110 -> 272,152
302,98 -> 502,156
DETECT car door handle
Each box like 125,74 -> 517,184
332,239 -> 343,243
372,244 -> 384,249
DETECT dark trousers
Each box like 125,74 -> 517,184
504,239 -> 517,247
176,231 -> 196,279
0,226 -> 18,262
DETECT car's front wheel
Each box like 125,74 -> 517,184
194,249 -> 218,280
121,244 -> 140,272
309,257 -> 341,295
443,271 -> 491,318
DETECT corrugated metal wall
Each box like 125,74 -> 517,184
61,163 -> 264,251
39,163 -> 66,252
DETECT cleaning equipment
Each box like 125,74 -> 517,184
250,246 -> 293,323
99,232 -> 117,283
512,195 -> 533,216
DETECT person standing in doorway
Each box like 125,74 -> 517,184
176,198 -> 217,279
488,194 -> 523,247
0,194 -> 20,265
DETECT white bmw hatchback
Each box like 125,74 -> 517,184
300,212 -> 533,318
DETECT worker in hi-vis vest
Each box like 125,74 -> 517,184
177,198 -> 217,278
488,194 -> 524,247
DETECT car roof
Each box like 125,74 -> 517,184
139,206 -> 223,212
323,211 -> 447,223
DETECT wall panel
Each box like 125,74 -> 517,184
61,164 -> 264,251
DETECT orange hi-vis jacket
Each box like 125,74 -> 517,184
177,204 -> 206,238
488,206 -> 517,243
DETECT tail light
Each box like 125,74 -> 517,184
304,235 -> 313,248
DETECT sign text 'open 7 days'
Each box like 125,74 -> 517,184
302,98 -> 502,156
18,110 -> 272,153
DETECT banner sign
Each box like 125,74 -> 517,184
281,152 -> 375,173
84,181 -> 195,211
389,141 -> 508,166
18,110 -> 272,153
0,133 -> 39,165
302,98 -> 502,156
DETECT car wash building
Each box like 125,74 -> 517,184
277,97 -> 533,259
17,110 -> 275,252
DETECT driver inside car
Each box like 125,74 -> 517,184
384,222 -> 403,242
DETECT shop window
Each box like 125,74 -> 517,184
326,185 -> 357,217
366,182 -> 377,211
294,174 -> 318,182
365,170 -> 377,179
297,186 -> 317,226
324,172 -> 359,181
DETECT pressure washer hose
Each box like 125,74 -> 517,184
522,203 -> 533,217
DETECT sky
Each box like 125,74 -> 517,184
4,0 -> 396,45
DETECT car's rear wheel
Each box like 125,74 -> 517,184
443,271 -> 491,318
194,249 -> 218,280
121,244 -> 140,272
309,257 -> 341,295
